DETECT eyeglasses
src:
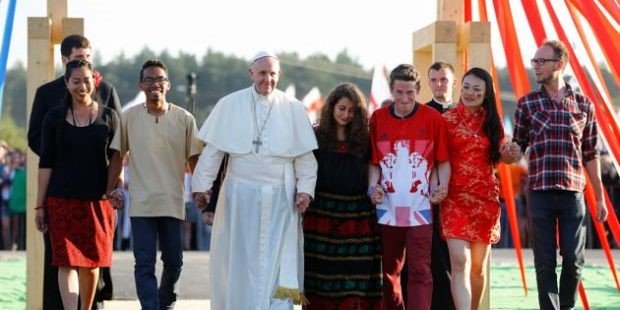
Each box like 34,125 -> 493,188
141,76 -> 169,85
530,58 -> 560,66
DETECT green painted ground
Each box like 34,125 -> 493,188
1,259 -> 618,309
491,264 -> 620,309
0,259 -> 26,310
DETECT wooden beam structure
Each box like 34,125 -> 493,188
26,1 -> 83,308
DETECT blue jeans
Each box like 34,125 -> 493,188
527,190 -> 586,310
131,217 -> 184,310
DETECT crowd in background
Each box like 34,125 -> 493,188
0,140 -> 26,251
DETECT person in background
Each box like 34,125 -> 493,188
183,165 -> 209,250
9,150 -> 27,250
303,83 -> 383,309
1,146 -> 14,250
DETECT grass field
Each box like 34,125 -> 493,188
1,256 -> 619,309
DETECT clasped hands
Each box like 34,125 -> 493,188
191,189 -> 311,217
106,189 -> 125,209
500,141 -> 522,163
369,184 -> 448,205
296,192 -> 311,213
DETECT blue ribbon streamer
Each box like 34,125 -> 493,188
0,0 -> 18,118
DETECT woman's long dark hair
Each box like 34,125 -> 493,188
462,67 -> 503,164
315,83 -> 369,155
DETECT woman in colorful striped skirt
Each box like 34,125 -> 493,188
303,83 -> 382,309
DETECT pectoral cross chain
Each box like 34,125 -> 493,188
252,138 -> 263,153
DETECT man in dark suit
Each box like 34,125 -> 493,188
426,61 -> 457,310
401,61 -> 457,309
28,34 -> 121,310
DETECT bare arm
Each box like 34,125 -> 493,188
585,158 -> 608,222
368,164 -> 384,204
35,168 -> 52,232
187,155 -> 199,174
106,151 -> 123,194
430,160 -> 451,204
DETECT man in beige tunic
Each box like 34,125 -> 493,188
192,52 -> 318,310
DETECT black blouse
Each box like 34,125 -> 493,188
313,140 -> 369,196
39,105 -> 119,200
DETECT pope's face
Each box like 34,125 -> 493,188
248,57 -> 280,96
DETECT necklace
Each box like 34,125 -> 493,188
251,90 -> 275,153
71,103 -> 93,127
144,103 -> 170,124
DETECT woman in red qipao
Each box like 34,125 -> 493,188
440,67 -> 519,310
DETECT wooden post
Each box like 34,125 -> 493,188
61,18 -> 84,40
412,21 -> 458,102
26,1 -> 83,308
47,0 -> 67,43
26,16 -> 53,309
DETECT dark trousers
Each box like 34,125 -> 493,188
131,217 -> 183,310
43,233 -> 112,309
430,207 -> 455,310
527,190 -> 586,310
380,224 -> 433,310
401,208 -> 455,309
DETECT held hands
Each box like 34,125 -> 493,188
430,184 -> 448,204
296,192 -> 311,213
193,189 -> 212,210
202,211 -> 215,225
106,189 -> 125,209
369,186 -> 385,205
500,142 -> 522,164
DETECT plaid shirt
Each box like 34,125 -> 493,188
513,84 -> 600,191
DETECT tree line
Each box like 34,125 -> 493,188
1,48 -> 618,151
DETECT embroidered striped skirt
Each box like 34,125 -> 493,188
302,192 -> 383,309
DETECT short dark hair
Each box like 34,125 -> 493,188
64,59 -> 94,82
60,34 -> 91,58
542,40 -> 569,64
428,61 -> 455,76
389,64 -> 421,92
140,59 -> 167,81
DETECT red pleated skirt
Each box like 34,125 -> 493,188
47,197 -> 115,267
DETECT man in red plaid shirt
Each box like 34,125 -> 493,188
509,40 -> 608,310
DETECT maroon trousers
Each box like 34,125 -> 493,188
380,224 -> 433,310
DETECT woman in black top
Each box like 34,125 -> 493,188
34,59 -> 122,310
302,83 -> 383,309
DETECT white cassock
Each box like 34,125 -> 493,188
192,86 -> 318,310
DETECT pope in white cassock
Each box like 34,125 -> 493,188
192,51 -> 318,310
